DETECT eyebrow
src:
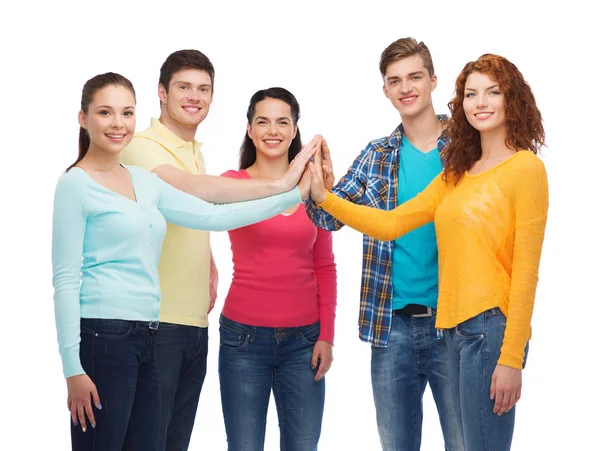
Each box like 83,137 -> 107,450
465,84 -> 499,91
96,105 -> 135,109
387,71 -> 426,80
255,116 -> 291,121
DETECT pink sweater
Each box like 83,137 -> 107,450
221,170 -> 337,344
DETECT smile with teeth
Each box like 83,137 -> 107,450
264,139 -> 282,145
475,112 -> 493,119
106,134 -> 125,139
400,96 -> 417,104
183,106 -> 200,113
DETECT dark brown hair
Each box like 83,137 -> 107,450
68,72 -> 136,171
159,49 -> 215,93
239,87 -> 302,170
442,54 -> 545,183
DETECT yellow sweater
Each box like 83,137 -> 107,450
319,151 -> 548,369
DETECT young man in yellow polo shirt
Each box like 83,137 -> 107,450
120,49 -> 312,451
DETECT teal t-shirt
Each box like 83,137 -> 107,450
391,136 -> 442,310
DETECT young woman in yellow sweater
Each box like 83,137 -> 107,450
310,54 -> 548,450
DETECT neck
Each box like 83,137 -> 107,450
80,145 -> 121,171
401,107 -> 443,149
479,125 -> 512,160
247,153 -> 290,179
159,111 -> 198,143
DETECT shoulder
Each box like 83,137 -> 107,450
55,168 -> 86,191
513,151 -> 547,177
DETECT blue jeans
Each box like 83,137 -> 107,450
218,314 -> 325,451
371,313 -> 464,451
71,318 -> 160,451
445,308 -> 528,451
156,323 -> 208,451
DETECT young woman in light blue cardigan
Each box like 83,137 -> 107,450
51,72 -> 317,451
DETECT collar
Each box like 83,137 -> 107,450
385,114 -> 449,150
149,118 -> 202,154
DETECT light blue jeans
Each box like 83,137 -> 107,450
218,314 -> 325,451
371,313 -> 464,450
445,308 -> 529,451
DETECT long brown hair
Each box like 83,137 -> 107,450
442,54 -> 545,183
67,72 -> 136,171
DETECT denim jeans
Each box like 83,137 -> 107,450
445,308 -> 529,451
218,314 -> 325,451
71,318 -> 160,451
156,323 -> 208,451
371,313 -> 464,451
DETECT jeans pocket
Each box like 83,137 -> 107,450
455,314 -> 485,339
80,319 -> 134,340
219,322 -> 251,351
298,322 -> 320,346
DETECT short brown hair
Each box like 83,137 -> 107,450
159,49 -> 215,93
379,37 -> 434,78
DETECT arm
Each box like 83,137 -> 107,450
52,175 -> 86,379
156,175 -> 303,232
499,158 -> 549,369
311,227 -> 337,381
208,249 -> 218,314
305,140 -> 372,231
313,173 -> 445,241
151,136 -> 319,203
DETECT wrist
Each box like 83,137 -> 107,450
272,177 -> 288,194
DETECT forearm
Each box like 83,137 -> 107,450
182,173 -> 285,203
317,191 -> 435,241
305,198 -> 345,231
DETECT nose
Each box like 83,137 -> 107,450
400,79 -> 412,93
476,93 -> 488,108
111,113 -> 124,128
267,122 -> 278,135
188,89 -> 200,102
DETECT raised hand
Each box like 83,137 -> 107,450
320,137 -> 335,191
298,166 -> 312,200
308,146 -> 328,204
279,135 -> 320,192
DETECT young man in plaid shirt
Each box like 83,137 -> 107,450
306,38 -> 464,450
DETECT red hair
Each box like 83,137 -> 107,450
442,54 -> 545,183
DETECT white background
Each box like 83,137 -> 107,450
1,1 -> 598,450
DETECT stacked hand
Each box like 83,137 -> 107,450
281,135 -> 320,196
297,135 -> 335,201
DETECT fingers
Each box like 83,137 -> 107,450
321,137 -> 332,163
91,387 -> 102,412
77,403 -> 87,432
84,401 -> 96,430
311,347 -> 319,371
207,297 -> 216,314
314,354 -> 331,382
70,403 -> 78,427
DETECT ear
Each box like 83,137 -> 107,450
383,82 -> 390,99
430,74 -> 438,91
78,110 -> 87,129
292,125 -> 298,140
158,83 -> 168,105
247,123 -> 253,140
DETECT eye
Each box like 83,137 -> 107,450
201,87 -> 211,93
99,110 -> 110,115
411,76 -> 421,81
390,80 -> 398,85
179,85 -> 188,90
257,120 -> 267,125
489,90 -> 501,95
124,111 -> 134,117
465,93 -> 475,98
279,121 -> 290,126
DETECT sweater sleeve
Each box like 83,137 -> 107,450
156,174 -> 302,231
312,228 -> 337,344
317,173 -> 446,241
51,174 -> 86,378
499,156 -> 549,369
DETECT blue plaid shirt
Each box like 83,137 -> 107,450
305,116 -> 449,347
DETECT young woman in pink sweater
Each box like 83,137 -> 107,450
219,87 -> 337,451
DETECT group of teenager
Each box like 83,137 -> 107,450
51,36 -> 548,451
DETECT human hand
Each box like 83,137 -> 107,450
490,364 -> 523,415
320,137 -> 335,191
298,167 -> 312,200
208,258 -> 218,314
67,374 -> 101,432
308,146 -> 327,204
311,340 -> 333,382
279,135 -> 320,192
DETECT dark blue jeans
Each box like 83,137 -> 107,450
156,323 -> 208,451
218,315 -> 325,451
371,313 -> 464,451
445,308 -> 529,451
71,318 -> 160,451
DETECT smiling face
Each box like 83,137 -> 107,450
462,71 -> 507,134
78,84 -> 136,156
159,68 -> 213,133
383,54 -> 437,119
247,98 -> 297,161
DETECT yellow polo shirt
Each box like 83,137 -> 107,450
120,118 -> 210,327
